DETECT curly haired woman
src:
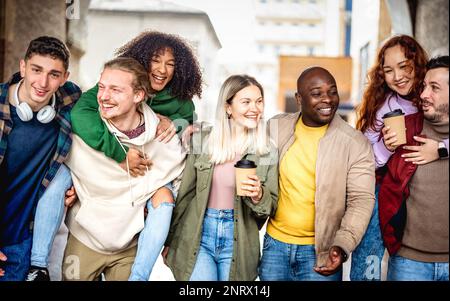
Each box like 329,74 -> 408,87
25,31 -> 203,281
74,30 -> 203,166
350,35 -> 449,281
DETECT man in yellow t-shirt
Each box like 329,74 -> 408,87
260,67 -> 375,281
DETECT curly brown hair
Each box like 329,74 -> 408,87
115,30 -> 203,101
356,35 -> 428,132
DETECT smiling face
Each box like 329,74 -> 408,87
421,67 -> 449,122
382,45 -> 416,96
226,84 -> 264,130
97,68 -> 144,122
296,68 -> 339,127
18,54 -> 69,111
148,47 -> 175,92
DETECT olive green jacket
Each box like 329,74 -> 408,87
165,131 -> 278,281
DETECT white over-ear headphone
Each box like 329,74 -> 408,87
14,79 -> 57,123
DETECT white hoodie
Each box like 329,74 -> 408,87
65,104 -> 186,254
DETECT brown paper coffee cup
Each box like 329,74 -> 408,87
235,159 -> 257,196
383,110 -> 406,146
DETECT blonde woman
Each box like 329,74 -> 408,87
162,75 -> 278,281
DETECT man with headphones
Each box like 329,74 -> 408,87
0,36 -> 81,280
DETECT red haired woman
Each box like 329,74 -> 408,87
351,35 -> 448,281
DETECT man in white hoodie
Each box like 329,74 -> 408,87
62,57 -> 186,280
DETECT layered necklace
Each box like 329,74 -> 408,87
112,112 -> 145,139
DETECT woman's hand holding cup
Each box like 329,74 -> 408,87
382,109 -> 406,152
382,126 -> 399,152
241,174 -> 263,204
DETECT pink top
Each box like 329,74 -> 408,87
207,155 -> 241,210
364,93 -> 448,168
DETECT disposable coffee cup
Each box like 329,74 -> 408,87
382,109 -> 406,146
234,159 -> 257,196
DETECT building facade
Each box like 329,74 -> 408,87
252,0 -> 348,117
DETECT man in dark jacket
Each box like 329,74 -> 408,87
0,36 -> 81,281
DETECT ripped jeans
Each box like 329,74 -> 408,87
128,183 -> 176,281
30,164 -> 175,281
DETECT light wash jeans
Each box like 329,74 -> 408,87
387,255 -> 449,281
189,208 -> 234,281
259,233 -> 342,281
350,185 -> 385,281
128,183 -> 176,281
31,164 -> 72,268
31,163 -> 175,282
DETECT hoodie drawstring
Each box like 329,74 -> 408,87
113,132 -> 135,207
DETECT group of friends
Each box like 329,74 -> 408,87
0,31 -> 448,281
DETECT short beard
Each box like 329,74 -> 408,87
425,103 -> 449,122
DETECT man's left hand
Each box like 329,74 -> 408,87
314,246 -> 345,276
402,136 -> 439,165
65,186 -> 78,207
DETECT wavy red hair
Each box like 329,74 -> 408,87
356,35 -> 428,132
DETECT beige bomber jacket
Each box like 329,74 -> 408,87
268,112 -> 376,267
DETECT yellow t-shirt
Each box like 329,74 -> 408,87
267,117 -> 328,245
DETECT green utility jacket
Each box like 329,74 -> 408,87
166,132 -> 279,281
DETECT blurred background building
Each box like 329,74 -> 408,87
0,0 -> 448,281
80,0 -> 221,126
253,0 -> 349,120
2,0 -> 447,123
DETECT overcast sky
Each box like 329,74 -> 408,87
167,0 -> 258,61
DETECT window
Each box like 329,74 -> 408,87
274,45 -> 281,55
258,44 -> 265,53
358,43 -> 370,103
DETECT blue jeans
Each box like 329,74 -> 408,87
189,208 -> 234,281
31,164 -> 72,268
387,255 -> 449,281
259,233 -> 342,281
0,236 -> 32,281
128,183 -> 176,281
350,185 -> 385,281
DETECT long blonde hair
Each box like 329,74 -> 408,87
208,75 -> 271,164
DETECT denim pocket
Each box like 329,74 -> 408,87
262,233 -> 274,250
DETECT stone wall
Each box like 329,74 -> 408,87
415,0 -> 449,57
3,0 -> 66,80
